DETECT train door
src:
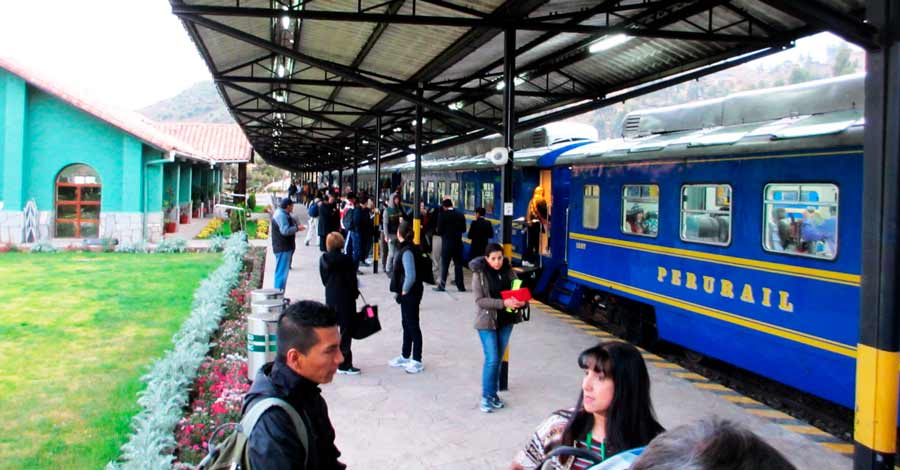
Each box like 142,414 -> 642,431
540,170 -> 552,257
549,166 -> 571,263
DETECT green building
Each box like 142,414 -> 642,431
0,58 -> 251,243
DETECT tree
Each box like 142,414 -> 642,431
788,67 -> 815,84
832,44 -> 858,77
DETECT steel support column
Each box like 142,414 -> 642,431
499,27 -> 516,392
374,116 -> 382,274
338,169 -> 343,194
414,87 -> 424,245
855,1 -> 900,469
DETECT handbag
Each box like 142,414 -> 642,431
352,292 -> 381,340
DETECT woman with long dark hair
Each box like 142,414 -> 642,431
512,341 -> 664,470
471,242 -> 525,413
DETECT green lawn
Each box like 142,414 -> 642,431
0,252 -> 222,469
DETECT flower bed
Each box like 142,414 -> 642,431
196,218 -> 225,240
196,218 -> 269,240
171,246 -> 266,468
106,234 -> 249,470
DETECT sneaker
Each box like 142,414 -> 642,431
489,396 -> 504,409
432,286 -> 446,292
479,397 -> 494,413
388,356 -> 410,368
337,366 -> 361,375
404,360 -> 424,374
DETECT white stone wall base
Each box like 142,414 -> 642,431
0,210 -> 166,244
0,211 -> 25,244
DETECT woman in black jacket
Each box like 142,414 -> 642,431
320,231 -> 361,375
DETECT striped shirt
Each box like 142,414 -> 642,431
571,439 -> 605,470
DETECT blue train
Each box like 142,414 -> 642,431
358,73 -> 867,411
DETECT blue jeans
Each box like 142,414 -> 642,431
274,250 -> 293,291
345,231 -> 362,268
478,325 -> 513,399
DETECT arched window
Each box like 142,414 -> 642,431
56,164 -> 101,238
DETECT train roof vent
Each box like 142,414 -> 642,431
722,73 -> 865,126
623,114 -> 643,138
530,128 -> 547,148
621,98 -> 724,138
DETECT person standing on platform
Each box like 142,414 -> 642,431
243,300 -> 347,470
288,181 -> 298,203
305,196 -> 321,247
342,192 -> 362,271
434,198 -> 467,292
471,243 -> 525,413
525,186 -> 549,267
467,207 -> 494,264
388,221 -> 425,374
318,193 -> 338,252
358,196 -> 375,267
378,199 -> 390,273
382,193 -> 404,275
272,197 -> 301,292
430,200 -> 445,286
511,341 -> 665,470
320,232 -> 361,375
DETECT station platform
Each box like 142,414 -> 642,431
261,211 -> 851,470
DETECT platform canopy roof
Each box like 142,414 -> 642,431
172,0 -> 873,171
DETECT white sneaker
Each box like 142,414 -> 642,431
388,356 -> 410,368
405,360 -> 424,374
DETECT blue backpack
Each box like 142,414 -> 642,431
307,202 -> 319,218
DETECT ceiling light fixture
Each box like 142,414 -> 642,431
588,34 -> 632,53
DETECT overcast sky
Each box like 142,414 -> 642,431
0,0 -> 211,110
0,1 -> 863,111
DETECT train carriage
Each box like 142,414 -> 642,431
555,73 -> 867,410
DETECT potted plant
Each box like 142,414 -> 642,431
179,203 -> 190,224
163,199 -> 177,233
191,186 -> 202,218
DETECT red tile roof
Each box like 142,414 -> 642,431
0,57 -> 212,163
154,122 -> 252,163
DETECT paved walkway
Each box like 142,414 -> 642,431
261,209 -> 851,470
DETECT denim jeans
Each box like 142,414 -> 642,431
345,230 -> 362,268
274,250 -> 293,291
478,325 -> 514,399
400,290 -> 423,361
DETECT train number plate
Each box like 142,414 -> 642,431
575,242 -> 587,250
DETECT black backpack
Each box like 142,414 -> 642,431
196,397 -> 308,470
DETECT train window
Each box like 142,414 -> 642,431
763,183 -> 838,260
622,184 -> 659,237
437,181 -> 446,203
482,183 -> 495,214
426,181 -> 436,205
680,184 -> 732,246
450,182 -> 460,207
582,185 -> 600,229
464,182 -> 476,211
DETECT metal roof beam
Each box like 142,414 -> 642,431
177,12 -> 504,133
757,0 -> 878,49
173,4 -> 777,42
223,81 -> 403,149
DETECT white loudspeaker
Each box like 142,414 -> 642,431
486,147 -> 509,166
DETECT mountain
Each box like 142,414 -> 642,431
139,80 -> 233,123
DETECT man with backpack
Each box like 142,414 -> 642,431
305,196 -> 321,247
243,300 -> 347,469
